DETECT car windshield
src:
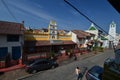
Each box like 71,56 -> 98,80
27,60 -> 36,65
89,66 -> 103,78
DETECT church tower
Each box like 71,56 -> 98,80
108,21 -> 116,42
108,21 -> 116,48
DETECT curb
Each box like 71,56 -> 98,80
16,70 -> 44,80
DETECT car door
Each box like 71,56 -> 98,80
32,61 -> 43,71
42,60 -> 51,70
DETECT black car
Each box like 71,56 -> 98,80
86,65 -> 103,80
25,59 -> 59,73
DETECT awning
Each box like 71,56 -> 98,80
24,40 -> 76,47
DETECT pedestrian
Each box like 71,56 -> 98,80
75,67 -> 82,80
74,54 -> 77,60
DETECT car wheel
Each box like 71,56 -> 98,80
31,70 -> 37,74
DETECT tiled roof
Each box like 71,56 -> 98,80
24,40 -> 76,47
0,21 -> 24,35
72,30 -> 85,38
72,30 -> 93,38
101,36 -> 108,40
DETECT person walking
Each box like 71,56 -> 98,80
74,54 -> 77,60
75,67 -> 82,80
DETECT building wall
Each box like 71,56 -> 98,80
86,30 -> 98,39
0,35 -> 23,57
70,31 -> 78,43
58,35 -> 71,40
24,31 -> 72,41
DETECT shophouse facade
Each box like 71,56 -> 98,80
0,21 -> 24,68
23,20 -> 76,62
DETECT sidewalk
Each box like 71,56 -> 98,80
0,64 -> 25,72
0,60 -> 25,73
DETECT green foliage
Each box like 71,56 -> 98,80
93,46 -> 104,52
49,51 -> 55,57
93,46 -> 98,51
98,46 -> 104,52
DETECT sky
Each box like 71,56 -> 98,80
0,0 -> 120,33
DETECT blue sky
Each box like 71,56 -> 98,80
0,0 -> 120,33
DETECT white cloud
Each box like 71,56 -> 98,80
7,0 -> 56,21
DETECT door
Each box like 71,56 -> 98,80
34,61 -> 45,71
12,46 -> 21,60
0,47 -> 8,59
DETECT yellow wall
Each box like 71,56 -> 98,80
24,30 -> 72,41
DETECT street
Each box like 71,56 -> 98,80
18,49 -> 115,80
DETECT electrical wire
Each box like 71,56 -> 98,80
64,0 -> 117,51
64,0 -> 108,34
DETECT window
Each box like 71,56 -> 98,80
52,31 -> 55,34
42,61 -> 49,64
35,62 -> 42,65
52,35 -> 55,39
7,35 -> 19,42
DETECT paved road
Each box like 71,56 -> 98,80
18,49 -> 115,80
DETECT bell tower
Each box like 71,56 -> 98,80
48,20 -> 58,40
108,21 -> 116,41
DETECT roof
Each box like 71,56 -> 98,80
24,40 -> 76,47
89,65 -> 103,74
0,21 -> 24,35
89,27 -> 96,30
88,23 -> 97,30
72,30 -> 94,39
101,36 -> 108,40
108,0 -> 120,13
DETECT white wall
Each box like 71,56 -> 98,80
86,30 -> 98,39
69,31 -> 78,43
0,35 -> 23,54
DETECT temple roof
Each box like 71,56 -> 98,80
88,23 -> 97,30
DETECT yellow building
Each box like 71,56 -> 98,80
23,20 -> 76,62
24,20 -> 71,41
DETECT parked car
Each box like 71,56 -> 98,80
25,59 -> 59,74
86,65 -> 103,80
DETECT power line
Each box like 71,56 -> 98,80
64,0 -> 117,39
1,0 -> 18,21
64,0 -> 108,34
64,0 -> 117,50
